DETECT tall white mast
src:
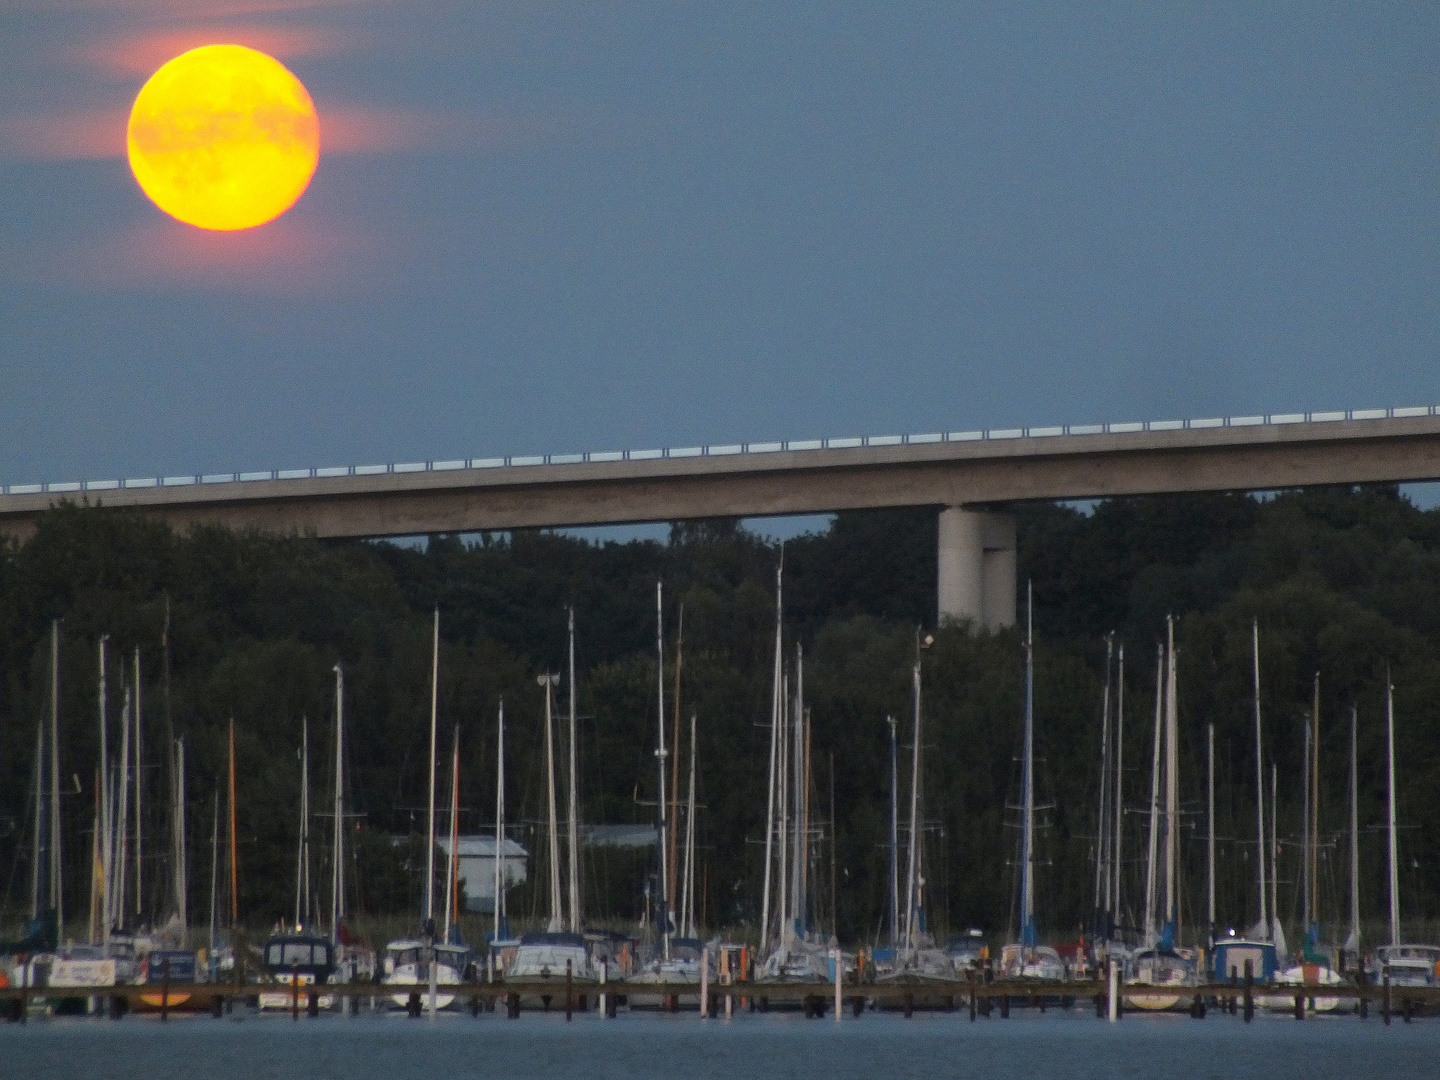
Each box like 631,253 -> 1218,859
1345,704 -> 1360,954
114,686 -> 131,933
331,664 -> 344,940
759,563 -> 782,952
97,632 -> 109,941
1387,677 -> 1400,947
1021,582 -> 1035,943
133,647 -> 143,926
567,607 -> 581,932
777,672 -> 789,943
1143,644 -> 1162,947
655,580 -> 670,958
792,646 -> 805,932
1112,644 -> 1125,932
425,607 -> 440,925
208,790 -> 219,951
1164,616 -> 1178,932
1253,620 -> 1268,939
540,671 -> 562,932
904,659 -> 922,951
681,711 -> 698,937
888,715 -> 899,947
493,698 -> 506,943
295,714 -> 309,927
50,624 -> 62,940
31,718 -> 43,922
1094,636 -> 1113,919
1270,763 -> 1281,952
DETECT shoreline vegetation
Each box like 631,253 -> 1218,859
3,485 -> 1440,952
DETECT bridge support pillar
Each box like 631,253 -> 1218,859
938,507 -> 1016,630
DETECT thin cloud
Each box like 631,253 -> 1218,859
73,24 -> 357,80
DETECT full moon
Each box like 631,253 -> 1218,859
127,45 -> 320,231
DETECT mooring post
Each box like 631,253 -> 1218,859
565,959 -> 573,1021
1294,992 -> 1303,1020
1000,993 -> 1009,1019
702,947 -> 712,1020
1383,972 -> 1391,1026
1358,958 -> 1368,1019
832,948 -> 841,1022
161,956 -> 171,1022
291,966 -> 300,1021
1243,960 -> 1254,1023
599,957 -> 609,1019
970,972 -> 978,1022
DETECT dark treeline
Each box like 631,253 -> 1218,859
2,486 -> 1439,947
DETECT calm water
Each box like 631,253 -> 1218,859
3,1009 -> 1437,1080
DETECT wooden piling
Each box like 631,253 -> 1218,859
1243,960 -> 1254,1023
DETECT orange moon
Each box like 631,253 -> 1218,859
127,45 -> 320,231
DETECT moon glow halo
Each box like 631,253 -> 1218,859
127,45 -> 320,231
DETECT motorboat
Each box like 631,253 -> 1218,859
383,938 -> 473,1011
137,949 -> 204,1011
1377,944 -> 1440,988
946,930 -> 988,978
1124,947 -> 1197,1011
258,932 -> 335,1010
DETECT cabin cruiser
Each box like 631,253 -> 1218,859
627,937 -> 713,1008
1124,947 -> 1198,1011
1377,944 -> 1440,988
999,942 -> 1066,981
258,932 -> 335,1010
383,938 -> 473,1011
946,930 -> 988,977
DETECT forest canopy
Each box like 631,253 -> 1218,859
3,485 -> 1439,947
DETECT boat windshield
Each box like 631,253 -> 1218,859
389,948 -> 422,967
266,941 -> 332,968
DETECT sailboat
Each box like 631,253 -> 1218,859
1211,620 -> 1279,985
329,662 -> 375,985
1375,677 -> 1440,989
1125,617 -> 1199,1010
1000,586 -> 1065,982
875,651 -> 962,1004
260,713 -> 339,1010
507,610 -> 596,1001
1272,673 -> 1343,1011
755,579 -> 833,988
383,610 -> 473,1011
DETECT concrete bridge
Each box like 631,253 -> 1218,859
5,406 -> 1440,630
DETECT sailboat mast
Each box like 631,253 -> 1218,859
1207,723 -> 1216,932
295,714 -> 308,927
134,647 -> 143,926
669,608 -> 683,919
1021,582 -> 1035,942
655,580 -> 670,958
493,698 -> 506,942
793,647 -> 806,932
114,686 -> 131,933
1387,678 -> 1400,947
1143,644 -> 1162,946
425,608 -> 440,925
1269,762 -> 1279,946
97,632 -> 108,940
1347,704 -> 1360,953
904,660 -> 922,950
567,607 -> 581,932
1094,636 -> 1113,919
1310,673 -> 1320,936
228,718 -> 238,928
542,672 -> 561,931
887,715 -> 899,947
1112,644 -> 1125,933
1253,620 -> 1268,938
331,664 -> 344,939
681,711 -> 697,937
50,622 -> 62,940
759,564 -> 782,953
1164,617 -> 1178,932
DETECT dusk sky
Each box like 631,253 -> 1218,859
2,3 -> 1437,494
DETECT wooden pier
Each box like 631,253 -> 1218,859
3,976 -> 1438,1022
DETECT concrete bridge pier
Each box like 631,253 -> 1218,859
937,507 -> 1016,631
